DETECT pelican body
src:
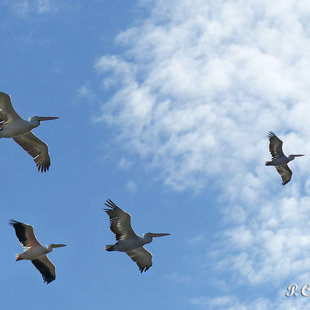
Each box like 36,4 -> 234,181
104,199 -> 170,273
9,220 -> 66,284
0,92 -> 59,172
106,232 -> 167,252
0,118 -> 33,138
265,131 -> 304,185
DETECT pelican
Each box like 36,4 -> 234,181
104,199 -> 170,273
9,220 -> 66,284
0,92 -> 59,172
265,131 -> 304,185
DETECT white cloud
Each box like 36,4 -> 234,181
96,0 -> 310,190
95,0 -> 310,304
126,181 -> 137,193
191,293 -> 310,310
11,0 -> 55,16
118,157 -> 133,169
36,0 -> 51,13
218,194 -> 310,285
77,85 -> 95,100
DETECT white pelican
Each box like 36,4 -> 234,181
265,131 -> 304,185
0,92 -> 59,172
9,220 -> 66,284
104,199 -> 170,273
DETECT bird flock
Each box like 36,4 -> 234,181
1,91 -> 305,284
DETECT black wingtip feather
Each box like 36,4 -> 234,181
104,199 -> 119,211
139,266 -> 150,273
9,219 -> 28,246
105,199 -> 117,208
38,164 -> 49,173
268,131 -> 276,138
9,219 -> 18,226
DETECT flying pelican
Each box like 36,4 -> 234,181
265,131 -> 304,185
104,199 -> 170,273
9,220 -> 66,284
0,92 -> 59,172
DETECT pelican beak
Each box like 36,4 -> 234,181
37,116 -> 59,121
149,233 -> 171,237
51,244 -> 67,248
293,154 -> 305,157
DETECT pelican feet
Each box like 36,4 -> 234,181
0,120 -> 6,130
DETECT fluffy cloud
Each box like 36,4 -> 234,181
95,0 -> 310,307
96,0 -> 310,190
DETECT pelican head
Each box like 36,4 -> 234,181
49,243 -> 67,248
288,154 -> 305,161
29,116 -> 59,128
46,243 -> 67,252
143,232 -> 170,240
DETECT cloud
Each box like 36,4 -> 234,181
96,0 -> 310,191
190,295 -> 248,309
217,194 -> 310,285
77,85 -> 95,100
125,181 -> 137,193
12,1 -> 29,16
191,293 -> 310,310
95,0 -> 310,304
118,157 -> 133,169
185,235 -> 206,246
36,0 -> 51,13
11,0 -> 55,16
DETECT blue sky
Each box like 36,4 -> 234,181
2,0 -> 310,309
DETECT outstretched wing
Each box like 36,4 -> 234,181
126,247 -> 153,273
32,255 -> 56,284
9,220 -> 41,248
0,92 -> 21,121
268,131 -> 284,159
275,164 -> 292,185
13,132 -> 51,172
104,199 -> 138,241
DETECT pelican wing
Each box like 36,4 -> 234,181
9,220 -> 41,248
31,255 -> 56,284
276,164 -> 292,185
104,199 -> 138,240
13,132 -> 50,172
0,92 -> 21,121
126,247 -> 153,273
268,131 -> 284,158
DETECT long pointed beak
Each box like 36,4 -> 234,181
37,116 -> 59,121
149,233 -> 170,237
293,154 -> 305,157
51,244 -> 67,248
